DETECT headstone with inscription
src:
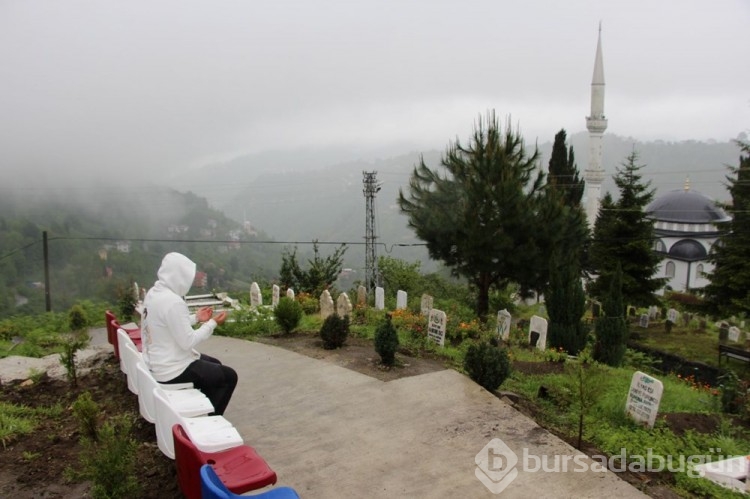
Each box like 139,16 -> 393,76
667,308 -> 679,323
336,292 -> 352,318
639,314 -> 649,328
272,284 -> 280,309
357,285 -> 367,307
420,294 -> 434,316
286,288 -> 295,301
396,290 -> 407,310
625,371 -> 664,428
427,309 -> 447,347
375,287 -> 385,310
250,282 -> 262,308
320,290 -> 334,320
528,315 -> 548,351
497,309 -> 512,342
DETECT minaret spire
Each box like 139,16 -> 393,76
584,24 -> 608,228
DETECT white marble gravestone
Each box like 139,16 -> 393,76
286,288 -> 295,301
728,326 -> 741,343
667,308 -> 679,323
250,282 -> 262,308
497,309 -> 512,341
272,284 -> 280,309
528,315 -> 548,351
427,309 -> 447,347
648,305 -> 658,320
639,314 -> 649,328
396,290 -> 407,310
420,294 -> 433,316
625,371 -> 664,428
336,293 -> 352,318
375,287 -> 385,310
320,290 -> 334,319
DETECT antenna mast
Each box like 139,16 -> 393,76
362,171 -> 381,292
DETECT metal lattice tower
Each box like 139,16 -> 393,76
363,171 -> 381,292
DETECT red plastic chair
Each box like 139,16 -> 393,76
105,310 -> 118,346
173,424 -> 277,499
110,318 -> 142,359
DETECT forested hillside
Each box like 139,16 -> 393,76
0,184 -> 283,318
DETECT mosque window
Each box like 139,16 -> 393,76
654,239 -> 666,252
696,263 -> 704,276
665,261 -> 676,278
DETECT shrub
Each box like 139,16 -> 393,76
463,342 -> 511,391
374,314 -> 399,366
296,292 -> 319,315
68,304 -> 89,333
59,331 -> 90,387
274,297 -> 303,334
72,391 -> 100,442
319,313 -> 349,350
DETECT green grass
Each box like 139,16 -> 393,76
632,322 -> 723,367
0,401 -> 62,448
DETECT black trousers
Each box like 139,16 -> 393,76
164,354 -> 238,416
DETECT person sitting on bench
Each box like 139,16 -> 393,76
141,252 -> 237,416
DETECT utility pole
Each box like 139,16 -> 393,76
362,171 -> 381,292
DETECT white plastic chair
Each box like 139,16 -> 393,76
116,328 -> 133,374
152,386 -> 243,459
135,362 -> 214,423
121,340 -> 142,395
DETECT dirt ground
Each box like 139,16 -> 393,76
0,332 -> 730,498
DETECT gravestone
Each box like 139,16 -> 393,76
286,288 -> 295,301
639,314 -> 649,328
320,290 -> 334,320
528,315 -> 548,351
496,309 -> 512,342
719,321 -> 729,342
648,306 -> 658,320
591,301 -> 601,318
336,293 -> 352,318
250,282 -> 262,308
396,290 -> 408,310
420,294 -> 434,316
625,371 -> 664,428
272,284 -> 280,309
427,309 -> 447,347
375,287 -> 385,310
728,326 -> 741,343
357,285 -> 367,307
667,308 -> 679,323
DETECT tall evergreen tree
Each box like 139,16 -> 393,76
547,129 -> 585,207
398,111 -> 553,318
588,151 -> 664,306
546,251 -> 588,355
704,139 -> 750,316
593,263 -> 628,366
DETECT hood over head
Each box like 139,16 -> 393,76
156,252 -> 196,297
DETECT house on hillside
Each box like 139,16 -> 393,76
647,183 -> 730,293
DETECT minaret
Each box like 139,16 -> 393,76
584,24 -> 608,228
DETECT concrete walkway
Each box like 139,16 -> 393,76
0,329 -> 649,498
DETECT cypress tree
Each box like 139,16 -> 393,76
593,264 -> 628,366
548,129 -> 585,207
547,252 -> 588,355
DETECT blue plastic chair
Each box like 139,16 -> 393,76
200,464 -> 300,499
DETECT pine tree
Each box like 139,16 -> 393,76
704,140 -> 750,316
593,264 -> 628,366
546,251 -> 588,355
588,151 -> 664,306
547,129 -> 585,207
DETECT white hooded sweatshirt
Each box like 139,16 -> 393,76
141,252 -> 217,382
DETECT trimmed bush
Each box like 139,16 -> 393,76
374,314 -> 399,366
320,313 -> 349,350
68,304 -> 89,333
463,342 -> 511,391
274,297 -> 303,334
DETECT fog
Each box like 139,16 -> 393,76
1,0 -> 748,189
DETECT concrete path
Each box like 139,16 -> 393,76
0,329 -> 649,498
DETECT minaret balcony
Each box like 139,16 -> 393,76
586,117 -> 608,133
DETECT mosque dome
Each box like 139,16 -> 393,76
647,188 -> 730,224
668,239 -> 707,261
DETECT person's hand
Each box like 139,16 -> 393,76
213,311 -> 228,326
195,306 -> 213,322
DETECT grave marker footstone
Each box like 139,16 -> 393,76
336,293 -> 352,318
375,287 -> 385,310
497,309 -> 512,342
420,294 -> 433,316
528,315 -> 548,351
396,290 -> 407,310
320,290 -> 334,320
625,371 -> 664,428
250,282 -> 262,308
272,284 -> 280,309
427,309 -> 447,347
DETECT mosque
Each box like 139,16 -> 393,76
582,27 -> 730,294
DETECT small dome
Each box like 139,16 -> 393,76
668,239 -> 707,261
647,189 -> 730,224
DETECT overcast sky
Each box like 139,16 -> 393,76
1,0 -> 748,186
